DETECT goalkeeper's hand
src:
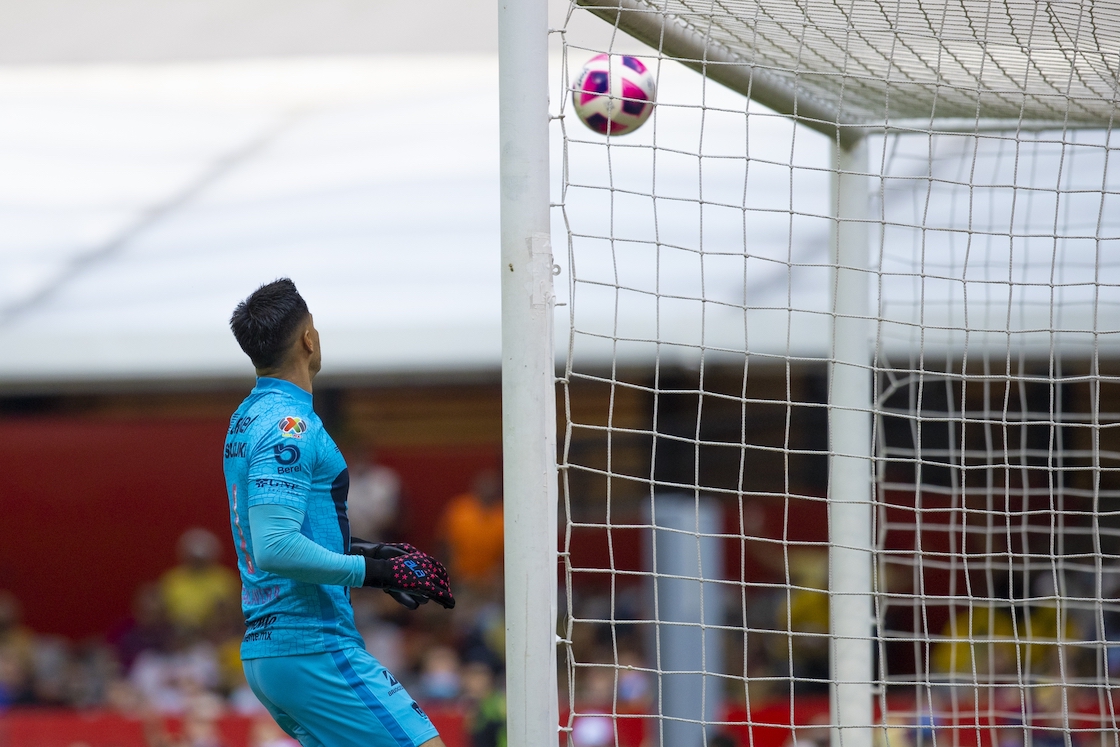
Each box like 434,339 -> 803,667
350,538 -> 421,559
350,538 -> 455,610
350,539 -> 426,610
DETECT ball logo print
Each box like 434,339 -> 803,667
278,416 -> 306,438
571,54 -> 656,136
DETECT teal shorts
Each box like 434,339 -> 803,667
243,648 -> 440,747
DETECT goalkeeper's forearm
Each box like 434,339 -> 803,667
248,504 -> 365,586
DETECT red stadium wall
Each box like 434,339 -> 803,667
0,417 -> 234,640
0,416 -> 500,641
1,405 -> 862,643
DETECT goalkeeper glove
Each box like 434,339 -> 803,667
350,538 -> 421,559
350,538 -> 425,610
350,538 -> 455,610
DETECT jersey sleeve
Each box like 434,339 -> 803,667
248,504 -> 366,586
246,414 -> 313,511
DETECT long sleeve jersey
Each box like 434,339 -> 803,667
223,377 -> 366,659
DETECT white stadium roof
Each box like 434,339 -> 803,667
0,1 -> 1116,389
0,57 -> 508,388
0,0 -> 498,63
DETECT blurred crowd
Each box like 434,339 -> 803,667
7,463 -> 1120,747
0,466 -> 510,747
561,545 -> 1120,747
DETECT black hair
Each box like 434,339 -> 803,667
229,278 -> 311,369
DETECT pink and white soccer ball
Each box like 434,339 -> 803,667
571,54 -> 656,136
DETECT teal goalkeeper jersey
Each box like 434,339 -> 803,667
223,377 -> 363,659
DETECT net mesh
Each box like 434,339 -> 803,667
554,2 -> 1120,746
576,0 -> 1120,125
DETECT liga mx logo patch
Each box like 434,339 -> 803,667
278,416 -> 307,438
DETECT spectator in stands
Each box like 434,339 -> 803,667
419,645 -> 461,702
570,664 -> 632,747
456,598 -> 505,673
130,626 -> 221,714
781,714 -> 829,747
930,606 -> 1016,678
106,674 -> 147,715
1023,574 -> 1080,679
461,658 -> 505,747
29,634 -> 71,705
160,529 -> 239,634
440,469 -> 504,591
109,584 -> 172,673
615,648 -> 650,712
0,652 -> 22,707
205,597 -> 255,712
0,591 -> 35,705
248,715 -> 299,747
145,689 -> 227,747
351,589 -> 408,677
779,551 -> 830,693
58,640 -> 120,708
346,456 -> 403,542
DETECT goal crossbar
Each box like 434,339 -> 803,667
577,0 -> 1119,143
577,0 -> 854,145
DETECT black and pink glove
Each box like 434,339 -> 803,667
351,538 -> 455,610
350,538 -> 426,609
350,538 -> 420,559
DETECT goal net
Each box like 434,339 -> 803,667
553,2 -> 1120,746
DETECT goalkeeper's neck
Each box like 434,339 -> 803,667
254,316 -> 321,394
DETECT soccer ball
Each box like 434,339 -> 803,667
571,54 -> 656,136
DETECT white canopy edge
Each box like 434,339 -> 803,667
0,55 -> 1115,393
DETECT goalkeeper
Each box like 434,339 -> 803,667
223,279 -> 454,747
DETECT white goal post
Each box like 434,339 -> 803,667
498,0 -> 560,743
499,1 -> 1120,746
